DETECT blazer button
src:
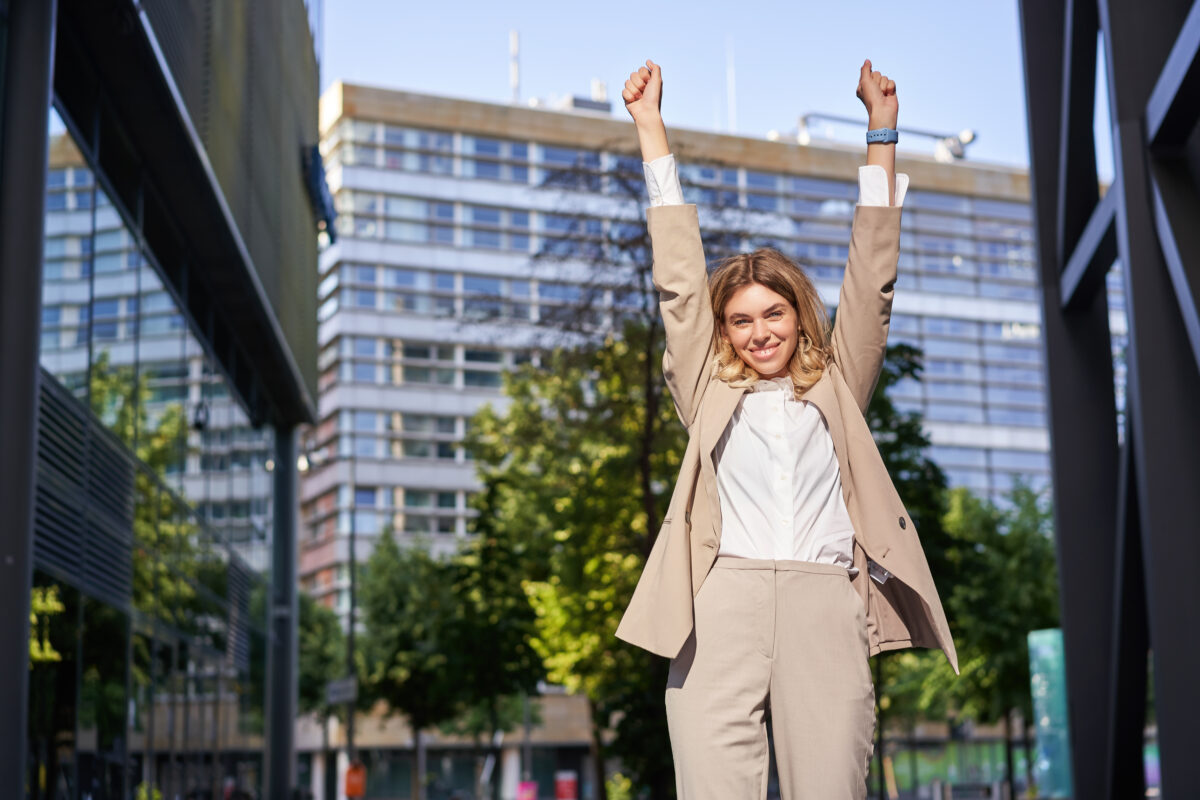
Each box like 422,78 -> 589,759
898,516 -> 906,530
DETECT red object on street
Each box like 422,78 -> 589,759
345,760 -> 367,798
517,780 -> 538,800
554,771 -> 578,800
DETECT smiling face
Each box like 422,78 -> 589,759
719,282 -> 800,380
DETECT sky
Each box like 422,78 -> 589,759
319,0 -> 1113,176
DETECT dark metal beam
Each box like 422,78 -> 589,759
1104,429 -> 1148,800
1099,4 -> 1200,795
1060,188 -> 1118,310
1108,104 -> 1200,800
266,426 -> 299,800
0,1 -> 56,796
1148,164 -> 1200,374
1146,0 -> 1200,150
1056,0 -> 1102,267
1018,4 -> 1122,799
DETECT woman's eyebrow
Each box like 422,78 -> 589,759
727,303 -> 787,320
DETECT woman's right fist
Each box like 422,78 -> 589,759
623,60 -> 663,123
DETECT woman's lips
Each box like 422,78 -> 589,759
749,345 -> 778,360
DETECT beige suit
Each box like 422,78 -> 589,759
614,203 -> 958,675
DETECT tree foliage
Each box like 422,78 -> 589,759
468,320 -> 685,798
298,591 -> 346,716
936,484 -> 1060,724
358,532 -> 460,729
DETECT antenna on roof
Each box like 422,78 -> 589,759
726,37 -> 738,133
509,30 -> 520,105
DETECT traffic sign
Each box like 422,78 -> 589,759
325,676 -> 358,705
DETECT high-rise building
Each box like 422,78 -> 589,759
305,82 -> 1093,615
297,81 -> 1118,795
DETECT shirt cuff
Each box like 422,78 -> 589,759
643,153 -> 685,206
857,164 -> 909,207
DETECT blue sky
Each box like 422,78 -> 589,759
321,1 -> 1112,174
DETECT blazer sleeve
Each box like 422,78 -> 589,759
829,204 -> 903,412
648,204 -> 714,428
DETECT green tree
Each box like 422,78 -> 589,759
358,531 -> 462,800
298,591 -> 346,716
896,484 -> 1059,796
468,320 -> 685,799
438,479 -> 545,799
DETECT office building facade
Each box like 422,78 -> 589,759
2,2 -> 323,798
306,82 -> 1087,614
295,81 -> 1120,796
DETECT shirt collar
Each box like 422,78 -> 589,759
751,375 -> 794,393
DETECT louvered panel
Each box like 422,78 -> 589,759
84,509 -> 133,612
32,479 -> 85,583
86,426 -> 134,529
33,378 -> 88,580
226,555 -> 255,672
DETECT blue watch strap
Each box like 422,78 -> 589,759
866,127 -> 899,144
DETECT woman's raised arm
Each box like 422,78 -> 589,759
623,61 -> 713,428
858,59 -> 898,204
830,60 -> 904,411
623,60 -> 670,162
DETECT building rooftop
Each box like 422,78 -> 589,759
320,81 -> 1030,203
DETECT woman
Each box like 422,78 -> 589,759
613,59 -> 959,799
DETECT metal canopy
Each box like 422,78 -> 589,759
1018,1 -> 1200,798
52,0 -> 317,427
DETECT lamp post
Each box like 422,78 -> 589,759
299,433 -> 360,788
796,112 -> 977,163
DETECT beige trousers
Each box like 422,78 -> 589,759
665,557 -> 876,799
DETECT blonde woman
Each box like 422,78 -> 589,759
614,59 -> 958,799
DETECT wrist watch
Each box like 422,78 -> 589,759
866,128 -> 899,144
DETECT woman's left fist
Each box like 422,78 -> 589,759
856,59 -> 898,130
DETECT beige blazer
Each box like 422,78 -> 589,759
615,203 -> 959,674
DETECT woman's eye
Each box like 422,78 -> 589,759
769,311 -> 783,319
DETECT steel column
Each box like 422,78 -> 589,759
267,426 -> 299,800
1018,2 -> 1122,797
0,0 -> 57,796
1022,0 -> 1200,794
1097,0 -> 1200,792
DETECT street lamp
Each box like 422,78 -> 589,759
796,112 -> 978,163
298,434 -> 361,783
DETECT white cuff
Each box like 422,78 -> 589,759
857,164 -> 908,207
643,153 -> 685,207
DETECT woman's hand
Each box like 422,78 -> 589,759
623,60 -> 663,124
856,59 -> 898,130
623,59 -> 670,163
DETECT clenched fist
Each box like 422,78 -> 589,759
856,59 -> 898,130
623,59 -> 663,124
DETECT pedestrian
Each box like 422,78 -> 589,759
614,58 -> 959,799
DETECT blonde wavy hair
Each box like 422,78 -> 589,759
709,247 -> 833,396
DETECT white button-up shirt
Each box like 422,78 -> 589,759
643,153 -> 907,570
714,376 -> 857,569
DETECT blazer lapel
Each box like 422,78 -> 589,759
799,372 -> 854,509
697,378 -> 747,537
692,369 -> 855,542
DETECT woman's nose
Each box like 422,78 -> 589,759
752,319 -> 770,341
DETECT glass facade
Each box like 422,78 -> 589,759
28,109 -> 275,800
308,107 -> 1060,617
